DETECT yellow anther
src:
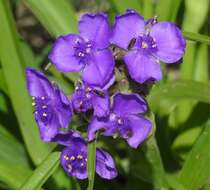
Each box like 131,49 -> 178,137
141,41 -> 148,49
32,102 -> 36,106
77,155 -> 83,160
32,97 -> 35,100
64,155 -> 69,160
70,156 -> 75,161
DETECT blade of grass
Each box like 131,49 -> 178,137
20,152 -> 60,190
0,160 -> 32,190
0,0 -> 54,165
179,120 -> 210,189
148,80 -> 210,113
143,0 -> 154,19
87,140 -> 97,190
23,0 -> 77,37
183,32 -> 210,45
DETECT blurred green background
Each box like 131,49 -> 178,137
0,0 -> 210,189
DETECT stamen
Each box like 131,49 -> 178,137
117,118 -> 123,125
43,112 -> 47,117
35,111 -> 38,115
70,156 -> 75,161
64,155 -> 69,160
141,41 -> 148,49
85,158 -> 87,162
80,163 -> 84,167
41,96 -> 45,100
67,164 -> 72,172
42,105 -> 47,109
32,102 -> 36,106
77,155 -> 83,160
32,97 -> 35,100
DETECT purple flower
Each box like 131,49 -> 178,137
49,13 -> 115,88
110,10 -> 186,83
88,93 -> 152,148
26,68 -> 72,141
54,131 -> 117,180
71,81 -> 113,117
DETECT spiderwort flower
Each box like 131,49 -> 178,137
110,10 -> 186,83
54,131 -> 117,179
49,13 -> 115,88
88,93 -> 152,148
71,81 -> 112,117
26,68 -> 72,141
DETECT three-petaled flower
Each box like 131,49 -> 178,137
26,68 -> 72,141
49,13 -> 115,88
88,93 -> 152,148
110,9 -> 186,83
53,131 -> 117,179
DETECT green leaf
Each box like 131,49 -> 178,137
130,113 -> 169,189
0,125 -> 30,167
0,0 -> 53,165
148,80 -> 210,113
142,0 -> 154,19
183,32 -> 210,45
179,120 -> 210,189
20,152 -> 60,190
155,0 -> 174,21
23,0 -> 77,37
109,0 -> 142,13
0,160 -> 32,190
87,140 -> 97,190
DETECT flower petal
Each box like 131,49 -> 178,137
26,68 -> 53,97
79,13 -> 111,49
88,117 -> 116,141
96,148 -> 118,179
52,130 -> 82,146
60,140 -> 87,180
54,88 -> 72,128
150,22 -> 186,63
126,115 -> 152,148
92,92 -> 110,117
48,34 -> 84,72
124,50 -> 162,83
82,49 -> 115,88
110,10 -> 145,49
112,93 -> 147,115
36,113 -> 59,142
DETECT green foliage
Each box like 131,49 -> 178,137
0,0 -> 209,190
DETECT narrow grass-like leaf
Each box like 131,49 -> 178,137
20,152 -> 60,190
130,113 -> 169,189
179,120 -> 210,189
0,125 -> 30,167
143,0 -> 153,19
155,0 -> 173,21
23,0 -> 77,37
0,160 -> 32,190
109,0 -> 142,13
87,140 -> 97,190
148,80 -> 210,113
183,32 -> 210,45
0,0 -> 53,165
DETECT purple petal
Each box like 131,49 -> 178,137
26,68 -> 53,97
124,50 -> 162,83
96,148 -> 118,179
126,115 -> 152,148
92,92 -> 110,117
79,13 -> 111,49
110,10 -> 145,49
52,130 -> 82,146
54,89 -> 72,128
60,139 -> 87,180
82,49 -> 115,88
49,34 -> 84,72
88,117 -> 115,141
150,22 -> 186,63
36,113 -> 59,142
112,93 -> 147,115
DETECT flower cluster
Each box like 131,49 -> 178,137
26,10 -> 186,180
